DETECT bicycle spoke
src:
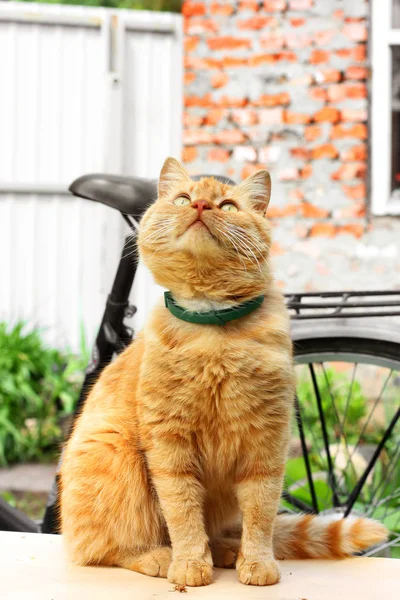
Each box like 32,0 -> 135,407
336,369 -> 394,495
367,444 -> 400,514
363,533 -> 400,557
344,403 -> 400,516
321,363 -> 359,499
294,395 -> 319,513
341,362 -> 357,430
309,364 -> 340,507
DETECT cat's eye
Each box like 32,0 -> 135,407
220,202 -> 238,213
173,196 -> 191,207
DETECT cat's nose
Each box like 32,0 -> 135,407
191,200 -> 211,216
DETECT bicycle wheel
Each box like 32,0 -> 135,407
286,319 -> 400,558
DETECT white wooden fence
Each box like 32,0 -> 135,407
0,2 -> 182,351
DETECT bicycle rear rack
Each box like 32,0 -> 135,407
285,290 -> 400,320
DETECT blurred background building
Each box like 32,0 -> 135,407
0,0 -> 399,349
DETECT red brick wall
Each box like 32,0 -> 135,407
181,1 -> 397,291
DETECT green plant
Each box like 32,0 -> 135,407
285,366 -> 400,558
17,0 -> 182,12
0,322 -> 88,466
295,367 -> 384,445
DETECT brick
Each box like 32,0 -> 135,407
238,16 -> 278,30
185,94 -> 214,107
222,56 -> 248,67
289,188 -> 305,201
327,84 -> 347,103
309,49 -> 330,64
241,163 -> 269,179
291,73 -> 314,86
184,72 -> 196,85
253,92 -> 290,107
239,0 -> 260,10
335,46 -> 366,62
185,18 -> 219,35
314,107 -> 341,123
204,108 -> 227,125
289,0 -> 312,8
258,145 -> 282,163
211,72 -> 229,89
345,66 -> 369,80
330,123 -> 367,139
312,143 -> 339,159
258,108 -> 284,124
183,112 -> 203,127
285,32 -> 313,49
346,84 -> 368,99
341,108 -> 368,122
290,147 -> 312,160
337,224 -> 364,238
210,2 -> 235,15
184,56 -> 223,69
300,203 -> 330,218
208,148 -> 230,162
267,204 -> 300,217
336,203 -> 366,219
216,95 -> 248,108
184,37 -> 199,53
231,109 -> 258,125
264,0 -> 286,10
182,1 -> 206,17
340,144 -> 367,161
334,9 -> 344,19
284,111 -> 312,124
232,146 -> 258,162
315,69 -> 342,84
309,223 -> 336,237
327,83 -> 367,102
314,30 -> 336,46
259,31 -> 285,49
343,23 -> 368,42
183,147 -> 198,162
331,162 -> 366,180
305,125 -> 322,141
309,87 -> 327,102
342,183 -> 367,200
290,17 -> 305,27
213,129 -> 246,144
251,51 -> 297,63
279,167 -> 300,181
300,165 -> 313,179
183,129 -> 213,144
207,37 -> 251,51
270,241 -> 285,255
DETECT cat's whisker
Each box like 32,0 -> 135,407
214,226 -> 248,272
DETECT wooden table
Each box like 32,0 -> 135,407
0,532 -> 399,600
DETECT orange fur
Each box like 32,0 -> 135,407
61,159 -> 387,587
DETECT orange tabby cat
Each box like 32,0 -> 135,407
61,158 -> 386,587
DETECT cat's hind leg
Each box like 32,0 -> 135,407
211,537 -> 240,568
118,546 -> 172,578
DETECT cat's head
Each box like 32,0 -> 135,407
138,157 -> 272,302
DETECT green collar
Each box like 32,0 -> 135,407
164,291 -> 265,326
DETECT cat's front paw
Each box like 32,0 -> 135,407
236,555 -> 280,586
168,558 -> 213,587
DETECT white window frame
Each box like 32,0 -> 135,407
371,0 -> 400,215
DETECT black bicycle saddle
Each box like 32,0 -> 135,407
69,173 -> 236,220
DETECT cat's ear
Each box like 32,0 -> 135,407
238,170 -> 271,215
158,157 -> 191,198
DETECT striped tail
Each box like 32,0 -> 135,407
273,514 -> 388,559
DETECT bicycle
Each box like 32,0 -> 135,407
1,172 -> 399,559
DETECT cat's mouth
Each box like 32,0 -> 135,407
187,218 -> 210,233
189,220 -> 208,230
